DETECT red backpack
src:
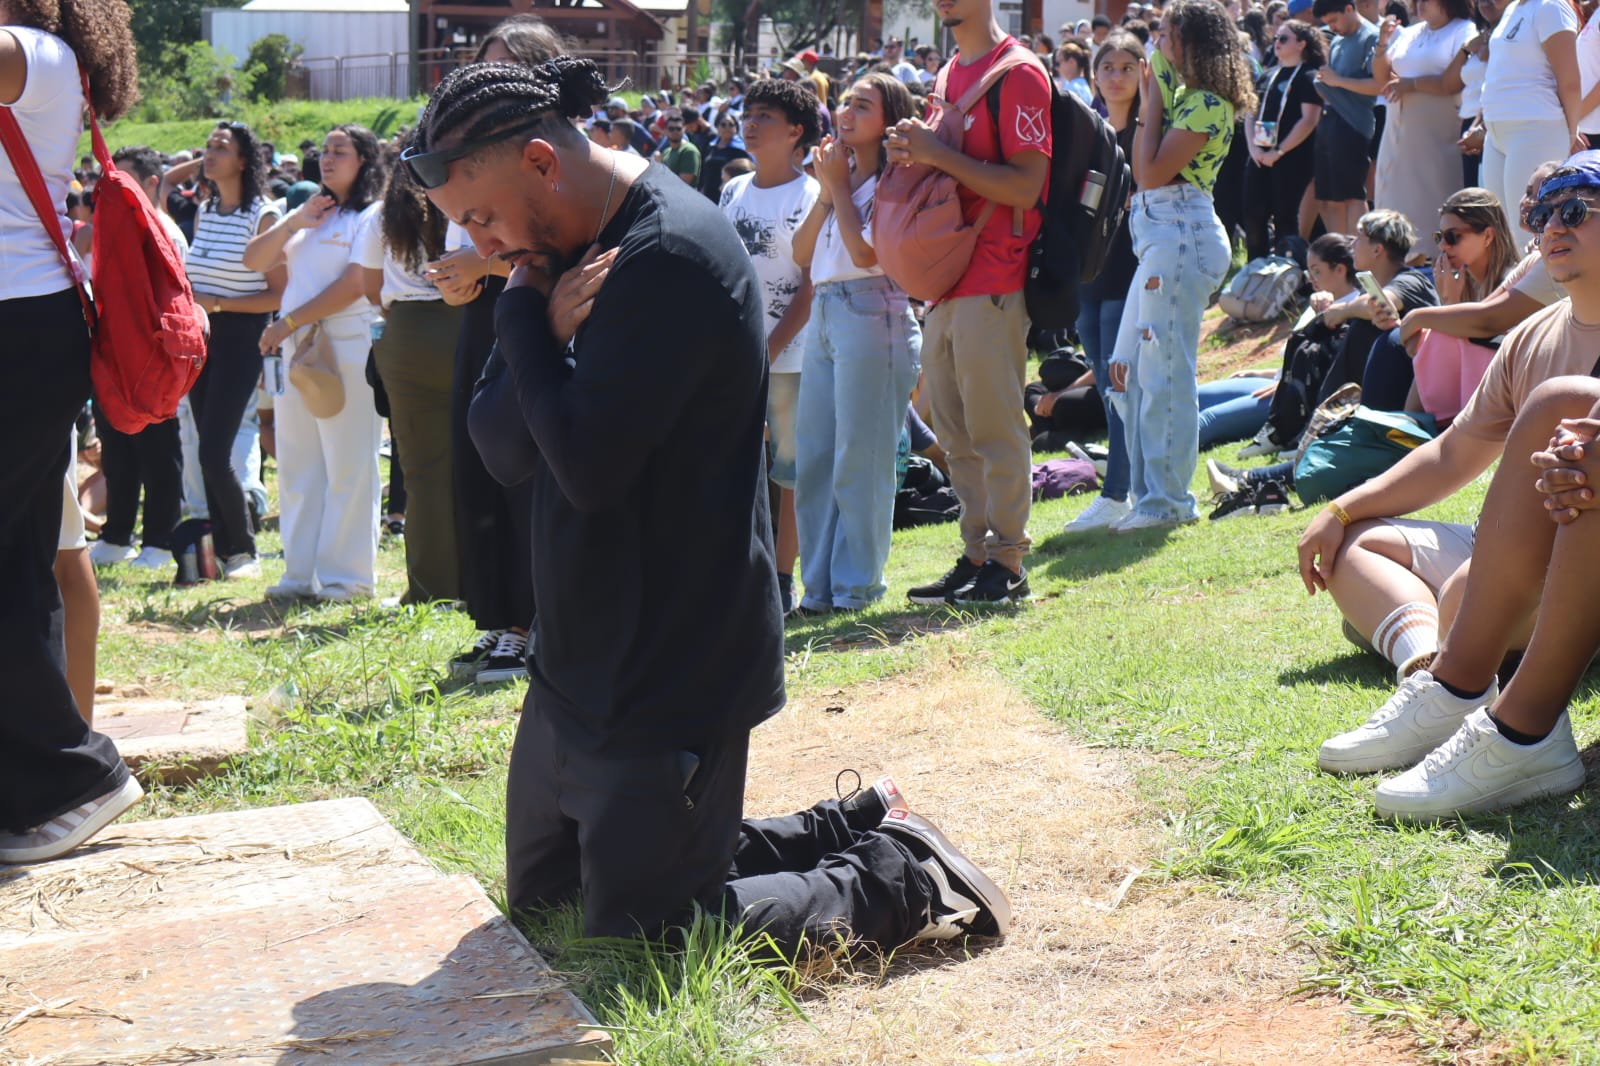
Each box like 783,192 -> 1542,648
0,71 -> 206,433
872,45 -> 1040,303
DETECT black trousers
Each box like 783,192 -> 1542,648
94,402 -> 181,551
0,290 -> 128,833
1360,327 -> 1415,412
505,696 -> 934,955
188,311 -> 266,559
1242,142 -> 1315,262
453,277 -> 535,632
1212,124 -> 1249,241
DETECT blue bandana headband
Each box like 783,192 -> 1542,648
1538,150 -> 1600,200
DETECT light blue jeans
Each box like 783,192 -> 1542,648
1075,291 -> 1128,502
1197,377 -> 1272,450
796,276 -> 921,610
1110,184 -> 1232,521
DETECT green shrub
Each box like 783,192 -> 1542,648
85,97 -> 428,157
243,34 -> 304,103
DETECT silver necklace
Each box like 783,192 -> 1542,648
594,152 -> 618,244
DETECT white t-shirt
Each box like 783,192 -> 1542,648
719,171 -> 820,373
0,27 -> 82,300
1388,18 -> 1474,78
186,197 -> 280,298
1578,7 -> 1600,131
1460,49 -> 1487,118
157,210 -> 189,268
353,205 -> 460,309
891,59 -> 922,85
1482,0 -> 1581,123
281,201 -> 380,323
811,174 -> 882,287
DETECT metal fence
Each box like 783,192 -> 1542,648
292,48 -> 747,102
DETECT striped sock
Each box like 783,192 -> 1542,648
1373,602 -> 1439,677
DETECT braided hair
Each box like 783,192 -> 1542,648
416,56 -> 612,158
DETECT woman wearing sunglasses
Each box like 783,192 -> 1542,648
697,113 -> 751,202
245,125 -> 387,602
1400,187 -> 1518,423
1372,0 -> 1476,259
1242,20 -> 1326,260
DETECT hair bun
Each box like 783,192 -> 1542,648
545,56 -> 611,119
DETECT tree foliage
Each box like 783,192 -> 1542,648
243,34 -> 305,102
131,0 -> 248,78
714,0 -> 868,69
133,42 -> 252,123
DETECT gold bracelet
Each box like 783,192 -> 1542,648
283,312 -> 299,331
1325,501 -> 1352,527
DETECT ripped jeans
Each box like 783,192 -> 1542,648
1109,184 -> 1232,521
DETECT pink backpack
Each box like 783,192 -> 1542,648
873,45 -> 1041,302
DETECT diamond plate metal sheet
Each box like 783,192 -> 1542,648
0,800 -> 609,1065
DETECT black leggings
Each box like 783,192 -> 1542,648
94,403 -> 181,551
1243,142 -> 1315,261
188,311 -> 267,559
0,289 -> 127,831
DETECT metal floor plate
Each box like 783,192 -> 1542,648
0,799 -> 609,1065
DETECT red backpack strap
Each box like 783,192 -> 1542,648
951,44 -> 1043,115
0,75 -> 97,327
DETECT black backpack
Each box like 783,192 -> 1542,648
1264,318 -> 1348,448
987,78 -> 1133,331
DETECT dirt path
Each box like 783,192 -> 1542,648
744,655 -> 1424,1065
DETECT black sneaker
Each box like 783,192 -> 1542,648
476,629 -> 530,683
952,561 -> 1029,605
837,769 -> 910,831
1208,485 -> 1258,521
1254,479 -> 1291,515
448,629 -> 503,680
907,555 -> 983,605
880,809 -> 1012,941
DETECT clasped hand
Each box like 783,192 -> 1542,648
507,243 -> 619,350
1532,418 -> 1600,524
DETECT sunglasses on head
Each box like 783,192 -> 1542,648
400,116 -> 548,189
1527,195 -> 1599,234
1432,226 -> 1479,247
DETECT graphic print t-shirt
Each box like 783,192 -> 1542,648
941,38 -> 1053,300
719,171 -> 820,373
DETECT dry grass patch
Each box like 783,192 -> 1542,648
745,659 -> 1423,1064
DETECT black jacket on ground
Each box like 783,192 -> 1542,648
469,163 -> 786,756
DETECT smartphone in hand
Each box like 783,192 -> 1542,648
1355,270 -> 1397,317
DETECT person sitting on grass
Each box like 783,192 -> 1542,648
1305,152 -> 1600,807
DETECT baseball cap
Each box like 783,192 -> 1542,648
799,49 -> 819,64
1539,150 -> 1600,199
606,96 -> 628,111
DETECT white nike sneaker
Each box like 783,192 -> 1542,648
1318,669 -> 1495,775
1111,509 -> 1196,534
87,539 -> 137,567
1063,496 -> 1130,533
128,546 -> 173,570
1375,708 -> 1586,820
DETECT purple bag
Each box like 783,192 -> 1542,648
1031,458 -> 1099,501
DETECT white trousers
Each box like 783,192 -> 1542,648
275,316 -> 381,596
1482,117 -> 1570,249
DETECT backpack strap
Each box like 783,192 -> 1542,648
935,44 -> 1040,240
980,65 -> 1037,237
0,70 -> 100,329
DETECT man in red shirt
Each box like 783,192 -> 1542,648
889,0 -> 1051,606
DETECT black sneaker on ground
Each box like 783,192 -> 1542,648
952,561 -> 1029,605
837,769 -> 910,831
879,809 -> 1012,941
1254,479 -> 1291,515
476,629 -> 530,683
449,629 -> 504,681
1208,485 -> 1258,521
907,555 -> 984,605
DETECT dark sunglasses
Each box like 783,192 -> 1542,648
1275,33 -> 1296,42
400,117 -> 547,189
1432,226 -> 1479,247
1527,196 -> 1598,234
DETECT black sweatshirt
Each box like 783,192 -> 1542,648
469,163 -> 786,755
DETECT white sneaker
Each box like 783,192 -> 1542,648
1063,496 -> 1130,533
128,546 -> 173,570
1375,708 -> 1586,820
0,775 -> 145,864
1236,427 -> 1279,459
221,554 -> 261,580
87,540 -> 137,567
1318,669 -> 1495,775
265,581 -> 315,603
1111,509 -> 1194,534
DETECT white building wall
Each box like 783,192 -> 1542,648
205,10 -> 408,64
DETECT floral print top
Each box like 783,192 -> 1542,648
1151,49 -> 1235,194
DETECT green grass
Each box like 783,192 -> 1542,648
84,97 -> 426,157
95,418 -> 1600,1062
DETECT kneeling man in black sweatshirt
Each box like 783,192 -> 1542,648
407,56 -> 1009,954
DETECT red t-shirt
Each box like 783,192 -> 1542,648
940,38 -> 1052,300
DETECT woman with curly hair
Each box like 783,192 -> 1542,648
163,121 -> 286,580
1107,0 -> 1256,532
352,156 -> 465,605
245,125 -> 387,602
0,0 -> 145,862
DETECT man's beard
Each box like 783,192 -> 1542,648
941,15 -> 964,25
